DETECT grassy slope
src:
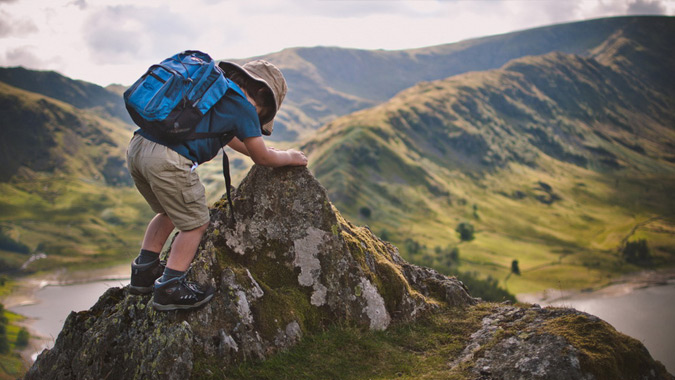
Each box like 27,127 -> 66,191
216,305 -> 491,380
201,303 -> 672,380
0,82 -> 152,274
0,307 -> 29,380
302,22 -> 675,295
0,66 -> 132,124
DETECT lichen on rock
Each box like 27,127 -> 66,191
451,304 -> 673,380
23,166 -> 672,380
25,166 -> 475,379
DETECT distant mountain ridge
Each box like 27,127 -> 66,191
1,16 -> 664,144
232,16 -> 670,141
0,15 -> 672,289
0,81 -> 131,183
0,66 -> 132,124
301,16 -> 675,294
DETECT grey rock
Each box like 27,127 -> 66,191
451,306 -> 672,380
25,166 -> 475,379
24,167 -> 672,380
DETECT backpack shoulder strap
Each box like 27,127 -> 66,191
220,131 -> 237,223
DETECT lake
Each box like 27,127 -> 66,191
9,278 -> 129,360
9,277 -> 675,375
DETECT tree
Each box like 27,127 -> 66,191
456,222 -> 475,241
511,260 -> 521,275
0,304 -> 9,354
622,239 -> 652,266
359,206 -> 372,219
435,245 -> 460,267
453,271 -> 516,302
16,327 -> 30,348
404,238 -> 424,256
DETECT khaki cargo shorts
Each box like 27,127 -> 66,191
126,134 -> 210,231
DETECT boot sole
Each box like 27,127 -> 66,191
128,285 -> 154,295
152,293 -> 214,311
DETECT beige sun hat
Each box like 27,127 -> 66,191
218,60 -> 287,136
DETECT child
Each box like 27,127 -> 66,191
126,60 -> 307,311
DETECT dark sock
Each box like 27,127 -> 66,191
136,249 -> 159,264
159,267 -> 185,283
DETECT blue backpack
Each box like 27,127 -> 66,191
123,50 -> 230,143
125,50 -> 242,221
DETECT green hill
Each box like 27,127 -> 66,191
232,16 -> 669,142
0,15 -> 673,291
302,17 -> 675,295
0,67 -> 132,124
0,81 -> 150,274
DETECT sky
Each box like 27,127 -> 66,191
1,0 -> 672,87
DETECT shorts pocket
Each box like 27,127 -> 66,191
182,183 -> 205,204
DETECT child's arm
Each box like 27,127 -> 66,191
240,136 -> 307,167
227,137 -> 250,156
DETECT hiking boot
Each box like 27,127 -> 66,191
129,257 -> 165,295
152,276 -> 215,311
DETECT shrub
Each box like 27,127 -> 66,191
456,222 -> 475,241
15,328 -> 29,348
404,238 -> 425,256
435,245 -> 460,267
0,228 -> 30,254
0,327 -> 8,354
452,271 -> 516,302
622,239 -> 652,266
511,259 -> 521,275
0,304 -> 9,354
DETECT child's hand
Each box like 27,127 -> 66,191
287,149 -> 308,166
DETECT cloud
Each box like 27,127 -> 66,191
238,0 -> 405,18
0,46 -> 46,68
69,0 -> 87,10
0,14 -> 10,37
627,0 -> 667,14
83,5 -> 199,64
3,0 -> 673,87
0,9 -> 38,37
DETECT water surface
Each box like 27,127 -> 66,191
10,279 -> 128,356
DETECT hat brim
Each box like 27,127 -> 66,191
219,61 -> 276,136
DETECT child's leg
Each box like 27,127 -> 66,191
153,220 -> 214,311
141,213 -> 175,254
165,221 -> 209,272
130,216 -> 172,295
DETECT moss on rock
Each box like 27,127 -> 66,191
24,166 -> 668,380
542,313 -> 672,380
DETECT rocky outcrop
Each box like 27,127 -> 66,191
452,304 -> 672,380
24,167 -> 672,380
25,166 -> 475,379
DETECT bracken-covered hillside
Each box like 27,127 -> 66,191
301,16 -> 675,295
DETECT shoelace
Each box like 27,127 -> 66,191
181,277 -> 204,296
